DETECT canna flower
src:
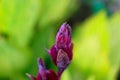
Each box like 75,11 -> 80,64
27,58 -> 58,80
47,22 -> 73,79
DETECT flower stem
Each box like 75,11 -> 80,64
57,68 -> 64,80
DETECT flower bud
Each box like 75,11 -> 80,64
27,58 -> 58,80
48,22 -> 73,79
56,22 -> 72,49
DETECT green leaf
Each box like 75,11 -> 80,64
72,10 -> 110,80
107,11 -> 120,80
31,24 -> 56,71
0,39 -> 32,77
38,0 -> 77,27
0,0 -> 39,47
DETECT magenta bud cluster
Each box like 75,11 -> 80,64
27,22 -> 73,80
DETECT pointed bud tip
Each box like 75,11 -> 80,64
60,22 -> 71,31
37,58 -> 45,69
45,48 -> 50,54
26,73 -> 36,80
56,22 -> 72,49
26,73 -> 30,77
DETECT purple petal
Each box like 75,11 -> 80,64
37,58 -> 47,80
46,70 -> 58,80
56,22 -> 72,49
48,45 -> 58,65
64,43 -> 73,61
57,49 -> 70,69
38,58 -> 46,70
37,71 -> 42,80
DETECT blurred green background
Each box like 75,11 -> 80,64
0,0 -> 120,80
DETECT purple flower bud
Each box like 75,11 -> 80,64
56,22 -> 72,49
48,22 -> 73,79
27,58 -> 58,80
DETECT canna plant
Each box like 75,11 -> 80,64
27,22 -> 73,80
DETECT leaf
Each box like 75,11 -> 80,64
0,0 -> 39,47
107,11 -> 120,80
38,0 -> 77,27
72,10 -> 110,80
61,69 -> 71,80
0,38 -> 32,77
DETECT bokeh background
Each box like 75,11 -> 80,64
0,0 -> 120,80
